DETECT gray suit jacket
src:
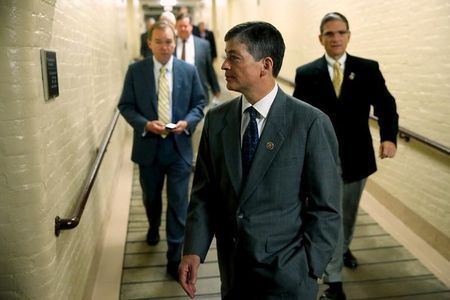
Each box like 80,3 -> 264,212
193,36 -> 220,99
184,88 -> 341,296
117,57 -> 206,166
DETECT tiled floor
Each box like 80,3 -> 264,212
119,166 -> 450,300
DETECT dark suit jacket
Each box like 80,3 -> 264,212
192,25 -> 200,37
117,57 -> 206,166
293,54 -> 398,182
184,88 -> 341,296
140,31 -> 152,58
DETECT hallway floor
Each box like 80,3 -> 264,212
118,166 -> 450,300
106,76 -> 450,299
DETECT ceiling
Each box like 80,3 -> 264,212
140,0 -> 205,19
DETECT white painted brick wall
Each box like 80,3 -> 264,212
0,0 -> 140,299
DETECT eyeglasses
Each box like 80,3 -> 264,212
322,30 -> 350,38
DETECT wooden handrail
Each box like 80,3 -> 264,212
277,76 -> 450,156
55,109 -> 121,236
369,115 -> 450,155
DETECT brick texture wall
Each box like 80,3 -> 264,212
0,0 -> 140,299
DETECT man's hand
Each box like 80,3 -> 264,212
145,120 -> 188,136
179,254 -> 201,299
171,120 -> 188,134
145,120 -> 166,135
379,141 -> 397,159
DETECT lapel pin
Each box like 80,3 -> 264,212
349,72 -> 355,80
266,142 -> 274,150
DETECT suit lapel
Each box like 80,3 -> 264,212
341,54 -> 355,98
171,59 -> 183,121
193,38 -> 200,66
240,89 -> 287,204
141,58 -> 157,114
221,98 -> 243,196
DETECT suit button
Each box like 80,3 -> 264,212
232,237 -> 236,243
238,214 -> 244,219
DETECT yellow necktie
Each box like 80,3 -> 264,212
158,66 -> 170,137
333,62 -> 343,97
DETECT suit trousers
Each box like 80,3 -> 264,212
323,178 -> 367,283
223,275 -> 318,300
138,135 -> 192,262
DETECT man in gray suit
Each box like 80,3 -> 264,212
118,21 -> 205,280
179,21 -> 342,299
175,13 -> 220,105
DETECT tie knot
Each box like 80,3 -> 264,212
333,61 -> 341,69
160,66 -> 167,74
246,106 -> 258,120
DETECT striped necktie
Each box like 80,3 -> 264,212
158,66 -> 170,138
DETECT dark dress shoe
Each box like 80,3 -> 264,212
343,249 -> 358,269
320,283 -> 347,300
167,261 -> 180,281
146,229 -> 160,246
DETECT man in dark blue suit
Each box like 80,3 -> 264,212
118,21 -> 206,280
293,12 -> 399,300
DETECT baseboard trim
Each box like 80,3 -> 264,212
361,181 -> 450,287
89,126 -> 133,300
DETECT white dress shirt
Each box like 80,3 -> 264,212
176,35 -> 195,65
240,84 -> 278,145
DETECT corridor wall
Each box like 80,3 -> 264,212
0,0 -> 141,299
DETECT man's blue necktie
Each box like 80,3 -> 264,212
242,106 -> 259,181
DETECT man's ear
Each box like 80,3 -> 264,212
261,57 -> 273,76
319,34 -> 325,46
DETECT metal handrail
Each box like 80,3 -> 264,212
55,109 -> 121,236
277,76 -> 450,156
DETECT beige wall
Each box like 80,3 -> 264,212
211,0 -> 450,259
0,0 -> 140,299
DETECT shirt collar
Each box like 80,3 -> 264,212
325,52 -> 347,66
241,84 -> 278,118
178,35 -> 193,45
153,55 -> 174,72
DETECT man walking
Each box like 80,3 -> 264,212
293,12 -> 399,300
118,21 -> 206,281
